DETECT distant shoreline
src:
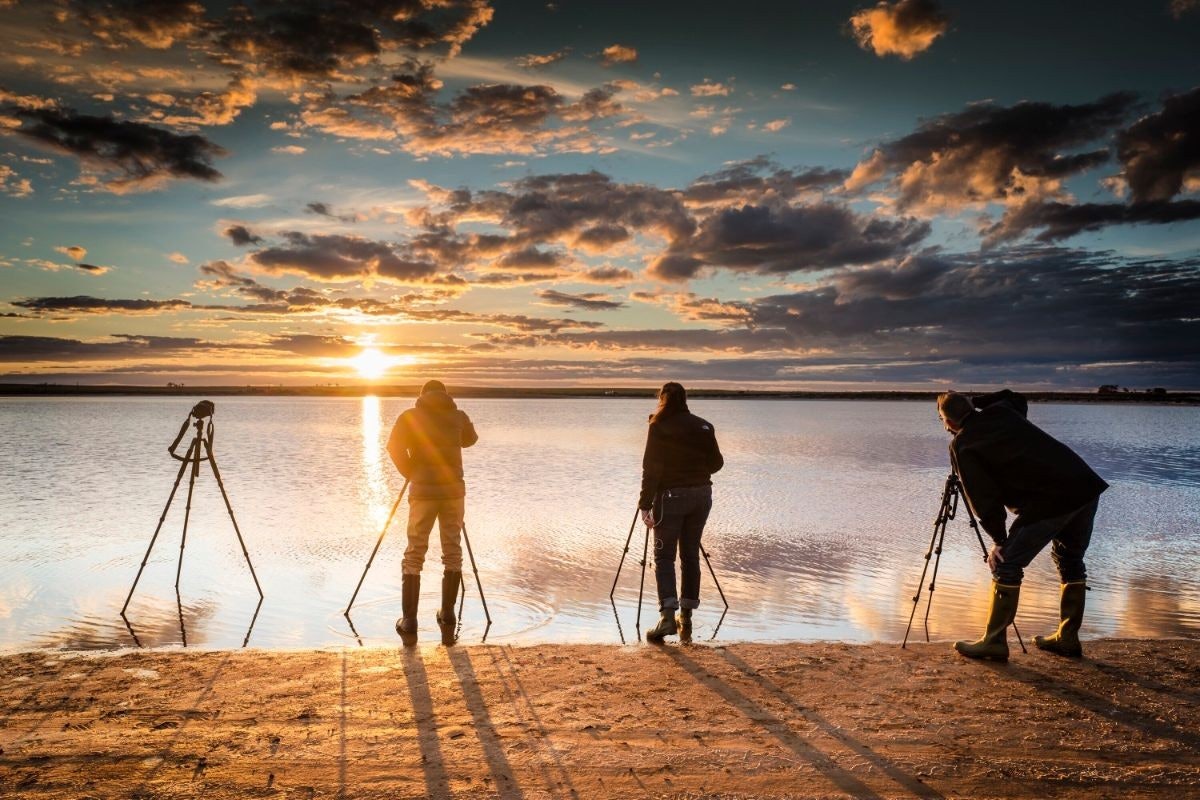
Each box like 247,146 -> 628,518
1,382 -> 1198,405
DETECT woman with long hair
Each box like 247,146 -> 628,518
638,382 -> 724,642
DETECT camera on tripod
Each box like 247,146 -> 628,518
190,400 -> 215,419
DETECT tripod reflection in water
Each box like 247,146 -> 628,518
120,400 -> 264,642
121,595 -> 262,649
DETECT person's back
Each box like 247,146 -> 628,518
386,380 -> 478,646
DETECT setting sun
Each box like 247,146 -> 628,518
351,348 -> 391,379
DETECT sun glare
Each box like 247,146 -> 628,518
352,348 -> 391,380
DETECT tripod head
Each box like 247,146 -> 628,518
168,399 -> 216,461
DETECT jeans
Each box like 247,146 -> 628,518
993,498 -> 1098,585
402,496 -> 464,576
652,486 -> 712,611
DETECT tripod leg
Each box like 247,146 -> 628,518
460,521 -> 491,626
344,480 -> 409,614
174,438 -> 202,594
609,508 -> 641,600
700,544 -> 729,610
636,525 -> 650,631
903,494 -> 949,648
122,437 -> 196,615
922,522 -> 949,642
203,440 -> 264,599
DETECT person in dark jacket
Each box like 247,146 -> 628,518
387,380 -> 478,646
639,382 -> 724,642
938,389 -> 1108,660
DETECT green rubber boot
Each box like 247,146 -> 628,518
436,571 -> 461,646
645,611 -> 678,642
676,609 -> 693,643
395,573 -> 420,647
1034,581 -> 1086,658
955,582 -> 1021,661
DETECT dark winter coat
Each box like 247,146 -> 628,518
950,390 -> 1107,544
387,390 -> 478,500
638,408 -> 724,510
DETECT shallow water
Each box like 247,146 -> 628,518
1,396 -> 1197,650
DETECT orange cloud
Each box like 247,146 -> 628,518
849,0 -> 950,60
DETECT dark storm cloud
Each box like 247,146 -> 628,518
845,93 -> 1136,212
650,203 -> 930,280
849,0 -> 950,60
684,157 -> 849,207
3,105 -> 225,192
535,289 -> 625,310
985,199 -> 1200,244
13,296 -> 192,313
248,231 -> 439,282
223,225 -> 263,246
1116,85 -> 1200,203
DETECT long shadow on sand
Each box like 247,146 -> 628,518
404,648 -> 452,799
662,646 -> 887,799
985,660 -> 1200,754
718,648 -> 945,800
449,648 -> 524,799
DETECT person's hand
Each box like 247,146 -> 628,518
987,544 -> 1005,572
640,508 -> 655,528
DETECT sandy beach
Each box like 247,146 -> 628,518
1,639 -> 1198,798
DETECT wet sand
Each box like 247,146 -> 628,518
1,639 -> 1197,798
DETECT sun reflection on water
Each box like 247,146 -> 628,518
360,395 -> 392,529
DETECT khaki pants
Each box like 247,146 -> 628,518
402,496 -> 464,576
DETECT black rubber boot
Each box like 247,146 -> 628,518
1035,581 -> 1086,658
676,609 -> 693,643
645,611 -> 678,643
396,574 -> 420,647
436,571 -> 461,646
954,582 -> 1021,661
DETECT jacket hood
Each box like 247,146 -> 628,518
416,389 -> 457,412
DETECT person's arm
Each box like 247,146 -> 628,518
951,443 -> 1007,545
707,425 -> 724,474
386,414 -> 413,478
638,424 -> 665,510
460,411 -> 478,448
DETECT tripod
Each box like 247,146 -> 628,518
609,506 -> 729,639
902,472 -> 1025,651
122,401 -> 263,622
344,480 -> 492,640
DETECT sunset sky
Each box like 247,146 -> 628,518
1,0 -> 1198,388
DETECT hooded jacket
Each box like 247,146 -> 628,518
387,390 -> 478,500
638,407 -> 724,510
950,390 -> 1107,544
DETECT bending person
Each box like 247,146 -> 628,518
937,389 -> 1107,660
638,382 -> 724,643
387,380 -> 478,646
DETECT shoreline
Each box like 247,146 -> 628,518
2,638 -> 1197,797
2,383 -> 1198,405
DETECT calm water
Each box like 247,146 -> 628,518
1,397 -> 1198,651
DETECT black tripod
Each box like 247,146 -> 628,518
122,402 -> 263,625
903,472 -> 1025,651
344,480 -> 492,641
609,507 -> 729,640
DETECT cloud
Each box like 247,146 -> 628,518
247,231 -> 440,283
535,289 -> 625,310
272,144 -> 306,155
685,158 -> 848,207
68,0 -> 206,49
54,245 -> 87,260
515,48 -> 571,68
0,164 -> 33,197
13,296 -> 190,314
600,44 -> 638,65
844,92 -> 1135,213
763,118 -> 790,132
0,333 -> 207,361
580,266 -> 635,284
849,0 -> 950,60
305,201 -> 358,223
984,199 -> 1200,245
223,225 -> 263,246
1170,0 -> 1200,18
212,193 -> 271,208
690,80 -> 731,97
650,203 -> 929,280
1116,85 -> 1200,203
166,251 -> 189,264
2,105 -> 225,193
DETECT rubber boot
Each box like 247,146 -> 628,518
1035,581 -> 1086,658
645,611 -> 678,642
396,574 -> 420,647
954,582 -> 1021,661
676,609 -> 693,643
436,571 -> 461,646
